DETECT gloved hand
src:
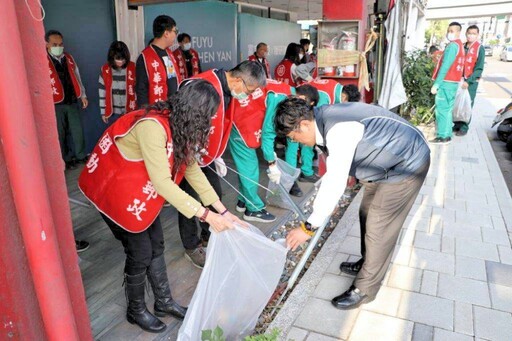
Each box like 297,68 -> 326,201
430,85 -> 438,95
214,158 -> 227,177
267,164 -> 281,184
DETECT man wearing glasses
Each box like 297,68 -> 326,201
275,98 -> 430,310
136,15 -> 182,106
176,61 -> 267,268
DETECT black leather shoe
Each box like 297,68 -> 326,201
340,258 -> 364,276
331,286 -> 373,310
148,255 -> 188,320
289,182 -> 303,197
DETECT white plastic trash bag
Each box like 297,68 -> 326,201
177,223 -> 287,341
452,86 -> 472,123
266,158 -> 300,210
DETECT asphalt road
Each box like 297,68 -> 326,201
481,54 -> 512,195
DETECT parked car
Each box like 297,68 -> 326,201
484,45 -> 493,56
500,46 -> 512,61
492,101 -> 512,151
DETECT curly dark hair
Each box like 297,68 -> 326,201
274,97 -> 314,137
143,80 -> 220,173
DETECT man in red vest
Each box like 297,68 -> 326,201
173,33 -> 201,80
430,22 -> 465,145
453,25 -> 485,136
248,42 -> 271,79
46,30 -> 90,253
177,61 -> 267,268
136,15 -> 182,107
46,30 -> 88,171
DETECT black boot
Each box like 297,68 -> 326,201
124,271 -> 166,333
147,255 -> 188,320
340,258 -> 364,276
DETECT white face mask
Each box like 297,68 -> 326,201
183,43 -> 191,51
50,46 -> 64,57
446,33 -> 456,41
466,34 -> 478,43
114,59 -> 125,68
299,53 -> 304,60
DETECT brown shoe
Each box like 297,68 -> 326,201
184,246 -> 206,269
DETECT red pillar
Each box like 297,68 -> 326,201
0,1 -> 92,340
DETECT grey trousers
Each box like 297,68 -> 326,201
354,159 -> 430,298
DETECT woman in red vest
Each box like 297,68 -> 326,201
79,80 -> 245,333
99,41 -> 137,125
274,42 -> 302,86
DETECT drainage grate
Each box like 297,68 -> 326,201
461,157 -> 480,164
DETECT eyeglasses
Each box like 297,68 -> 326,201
171,28 -> 179,35
241,78 -> 256,94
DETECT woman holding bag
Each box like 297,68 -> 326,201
79,80 -> 245,333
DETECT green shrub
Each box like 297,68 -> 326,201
201,327 -> 280,341
401,49 -> 436,125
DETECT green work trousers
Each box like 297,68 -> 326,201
435,82 -> 458,138
228,128 -> 265,212
285,140 -> 315,176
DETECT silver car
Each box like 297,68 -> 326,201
500,46 -> 512,62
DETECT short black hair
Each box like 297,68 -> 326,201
448,22 -> 462,31
300,38 -> 311,47
256,42 -> 267,50
429,45 -> 439,54
177,33 -> 191,43
107,41 -> 130,68
153,15 -> 176,38
229,60 -> 267,88
45,30 -> 63,42
342,84 -> 361,102
275,97 -> 314,137
467,25 -> 479,33
295,84 -> 319,106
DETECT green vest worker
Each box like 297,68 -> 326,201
430,21 -> 465,145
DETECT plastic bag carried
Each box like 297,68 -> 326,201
452,86 -> 472,123
265,158 -> 300,210
177,223 -> 287,341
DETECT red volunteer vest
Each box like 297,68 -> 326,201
141,45 -> 182,104
248,54 -> 271,79
305,79 -> 339,104
101,62 -> 137,118
188,70 -> 234,166
78,110 -> 186,233
432,40 -> 465,83
47,53 -> 82,104
173,48 -> 200,80
464,41 -> 481,78
233,79 -> 292,148
274,59 -> 297,86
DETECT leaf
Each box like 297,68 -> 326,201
202,330 -> 212,341
213,326 -> 225,341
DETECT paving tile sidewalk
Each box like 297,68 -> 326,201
268,96 -> 512,341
